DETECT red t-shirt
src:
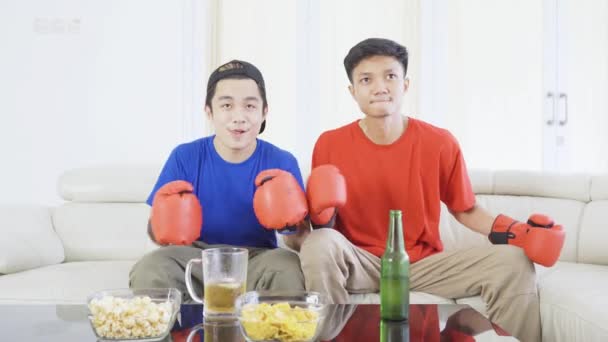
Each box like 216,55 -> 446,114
312,117 -> 475,263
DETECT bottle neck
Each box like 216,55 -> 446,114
386,212 -> 405,253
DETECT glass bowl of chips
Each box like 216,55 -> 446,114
86,288 -> 181,341
235,291 -> 327,342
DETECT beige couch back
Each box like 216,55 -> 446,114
53,166 -> 608,266
53,165 -> 161,262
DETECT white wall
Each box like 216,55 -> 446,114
214,0 -> 421,174
216,0 -> 299,162
0,0 -> 208,205
420,0 -> 544,171
0,0 -> 423,205
10,0 -> 603,206
318,0 -> 421,132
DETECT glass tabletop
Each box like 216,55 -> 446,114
0,303 -> 516,341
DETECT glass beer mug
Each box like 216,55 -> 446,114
185,247 -> 248,319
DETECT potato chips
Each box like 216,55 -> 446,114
240,302 -> 320,342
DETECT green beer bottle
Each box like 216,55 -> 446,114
380,210 -> 410,321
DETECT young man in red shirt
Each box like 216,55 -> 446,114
297,38 -> 565,342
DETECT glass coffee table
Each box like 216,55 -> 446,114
0,303 -> 515,341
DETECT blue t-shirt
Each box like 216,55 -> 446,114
147,136 -> 304,249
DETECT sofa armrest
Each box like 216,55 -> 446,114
0,206 -> 65,274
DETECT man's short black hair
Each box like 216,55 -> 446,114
205,60 -> 267,133
343,38 -> 409,83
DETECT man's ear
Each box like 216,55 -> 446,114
403,78 -> 410,93
263,106 -> 268,118
205,105 -> 212,118
348,84 -> 355,99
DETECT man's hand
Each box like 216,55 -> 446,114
489,214 -> 565,267
281,219 -> 312,252
150,180 -> 202,245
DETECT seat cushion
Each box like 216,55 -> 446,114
454,296 -> 487,317
411,291 -> 456,305
538,262 -> 608,342
348,291 -> 455,305
0,261 -> 135,304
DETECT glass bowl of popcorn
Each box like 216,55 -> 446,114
235,291 -> 327,342
87,288 -> 181,341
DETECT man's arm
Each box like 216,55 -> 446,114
450,204 -> 495,236
281,219 -> 312,252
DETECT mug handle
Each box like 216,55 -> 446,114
186,323 -> 203,342
184,258 -> 204,304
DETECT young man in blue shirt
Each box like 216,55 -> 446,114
130,60 -> 309,299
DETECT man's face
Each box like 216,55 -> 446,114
348,55 -> 409,118
206,79 -> 266,151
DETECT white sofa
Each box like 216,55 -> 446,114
1,166 -> 607,341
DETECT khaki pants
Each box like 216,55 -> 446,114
130,241 -> 305,303
299,228 -> 541,342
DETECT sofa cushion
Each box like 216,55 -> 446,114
58,165 -> 161,203
52,203 -> 157,262
439,202 -> 490,251
578,201 -> 608,265
0,261 -> 135,304
538,262 -> 608,342
0,206 -> 65,274
454,296 -> 488,317
590,175 -> 608,201
349,292 -> 455,305
468,169 -> 494,194
493,171 -> 590,202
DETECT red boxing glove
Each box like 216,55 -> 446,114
489,214 -> 565,267
306,165 -> 347,227
151,180 -> 202,245
253,169 -> 308,232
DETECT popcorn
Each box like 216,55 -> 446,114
89,295 -> 173,339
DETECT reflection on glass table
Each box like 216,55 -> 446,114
0,303 -> 515,341
171,304 -> 515,342
316,304 -> 515,342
